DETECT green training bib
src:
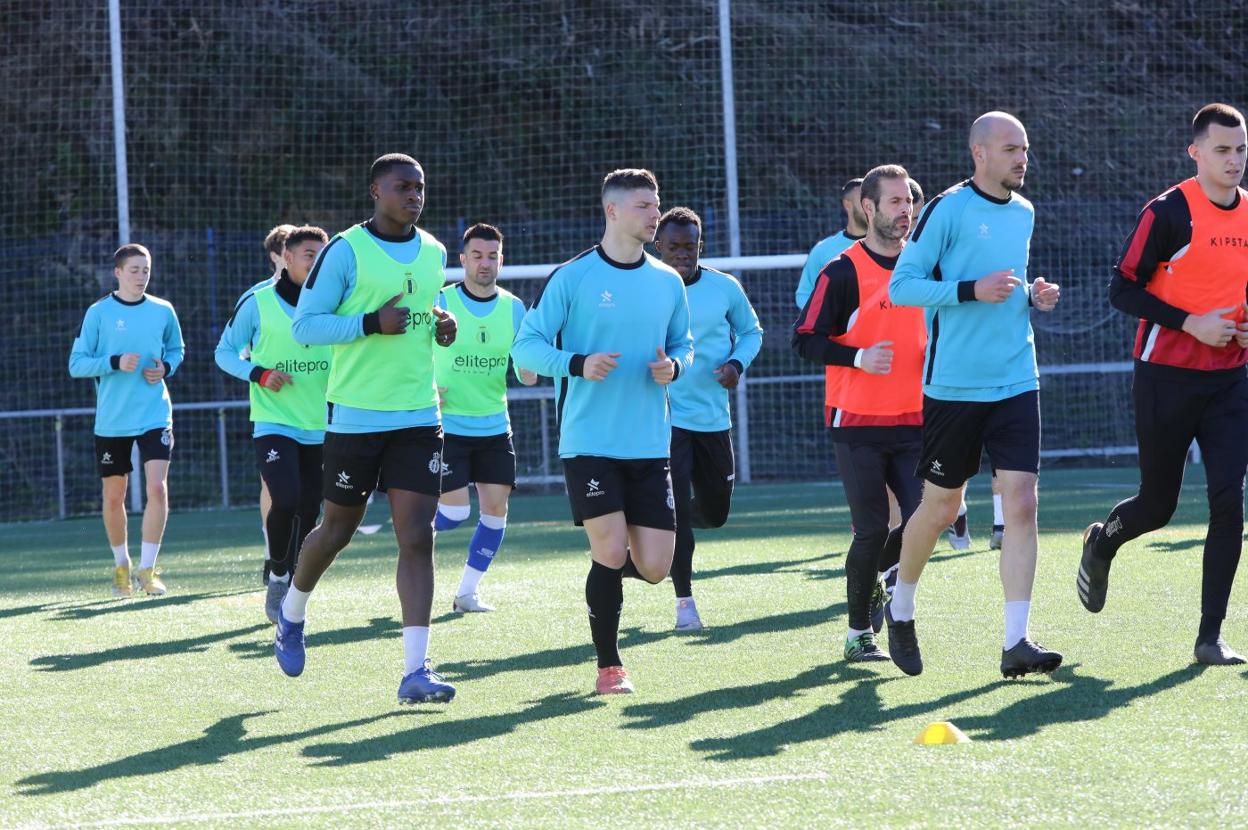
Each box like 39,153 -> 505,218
249,285 -> 331,430
434,284 -> 521,417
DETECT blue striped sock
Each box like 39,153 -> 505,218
466,514 -> 506,572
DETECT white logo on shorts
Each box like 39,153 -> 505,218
930,459 -> 944,475
586,478 -> 604,497
266,449 -> 280,463
428,451 -> 442,475
101,452 -> 113,464
335,470 -> 352,489
160,429 -> 172,447
666,487 -> 675,510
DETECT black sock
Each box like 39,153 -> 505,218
1197,613 -> 1223,646
585,561 -> 624,668
877,526 -> 904,574
265,506 -> 297,577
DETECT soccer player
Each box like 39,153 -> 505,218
253,219 -> 299,581
216,226 -> 331,624
1078,103 -> 1248,666
513,168 -> 694,694
794,165 -> 926,662
275,153 -> 460,705
652,207 -> 763,631
69,244 -> 185,597
432,223 -> 537,613
795,177 -> 867,309
885,112 -> 1064,678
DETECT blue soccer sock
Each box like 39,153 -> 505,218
434,503 -> 470,531
459,513 -> 506,596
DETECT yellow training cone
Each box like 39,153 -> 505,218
914,721 -> 971,745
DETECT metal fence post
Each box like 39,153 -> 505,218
217,408 -> 230,507
55,415 -> 67,519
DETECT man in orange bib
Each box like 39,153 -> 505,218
794,164 -> 927,662
1079,103 -> 1248,666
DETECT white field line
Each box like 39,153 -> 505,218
21,771 -> 831,830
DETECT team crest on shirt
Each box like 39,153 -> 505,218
476,326 -> 490,344
428,451 -> 442,475
599,290 -> 615,309
978,223 -> 990,239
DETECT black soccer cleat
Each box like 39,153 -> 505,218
1193,638 -> 1247,666
1076,523 -> 1111,613
1000,638 -> 1063,678
884,601 -> 923,676
869,579 -> 886,634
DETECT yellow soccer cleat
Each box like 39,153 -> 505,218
136,567 -> 167,596
112,564 -> 133,597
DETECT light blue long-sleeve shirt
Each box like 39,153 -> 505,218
669,265 -> 764,432
215,283 -> 324,444
795,230 -> 863,308
68,293 -> 185,436
889,179 -> 1039,402
291,222 -> 447,433
512,246 -> 694,460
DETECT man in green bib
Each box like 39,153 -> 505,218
278,154 -> 460,705
433,224 -> 537,612
215,226 -> 331,624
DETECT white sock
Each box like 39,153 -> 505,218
957,499 -> 968,518
479,512 -> 506,530
676,595 -> 694,604
403,625 -> 430,674
457,566 -> 486,597
847,626 -> 870,640
993,494 -> 1004,526
1004,600 -> 1030,649
890,578 -> 918,621
111,544 -> 130,567
269,571 -> 290,585
139,542 -> 160,570
281,586 -> 311,623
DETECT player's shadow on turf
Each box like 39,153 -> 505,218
50,589 -> 258,621
227,616 -> 401,660
685,664 -> 1008,760
696,551 -> 839,582
0,598 -> 112,621
956,662 -> 1205,741
30,623 -> 270,672
302,691 -> 603,766
1146,538 -> 1205,553
15,709 -> 414,796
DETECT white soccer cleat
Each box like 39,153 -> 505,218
452,592 -> 495,613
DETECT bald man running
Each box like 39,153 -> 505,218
885,112 -> 1064,679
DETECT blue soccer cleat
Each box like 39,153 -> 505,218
398,659 -> 456,704
274,612 -> 305,677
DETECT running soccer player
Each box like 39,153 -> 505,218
69,243 -> 185,597
216,226 -> 331,624
432,223 -> 537,613
256,224 -> 298,581
653,207 -> 763,631
795,177 -> 867,309
275,153 -> 460,705
794,165 -> 926,662
1078,103 -> 1248,666
885,112 -> 1064,678
513,168 -> 694,694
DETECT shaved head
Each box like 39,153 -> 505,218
969,111 -> 1026,151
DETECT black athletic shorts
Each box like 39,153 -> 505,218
670,427 -> 735,529
440,432 -> 517,492
918,390 -> 1040,488
562,455 -> 676,531
322,426 -> 443,505
95,427 -> 174,478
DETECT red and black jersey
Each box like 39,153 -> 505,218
1112,178 -> 1248,373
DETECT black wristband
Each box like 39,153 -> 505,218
569,354 -> 587,377
670,357 -> 681,380
363,311 -> 381,336
109,355 -> 121,370
726,359 -> 744,375
248,366 -> 267,383
162,361 -> 173,378
957,281 -> 977,303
